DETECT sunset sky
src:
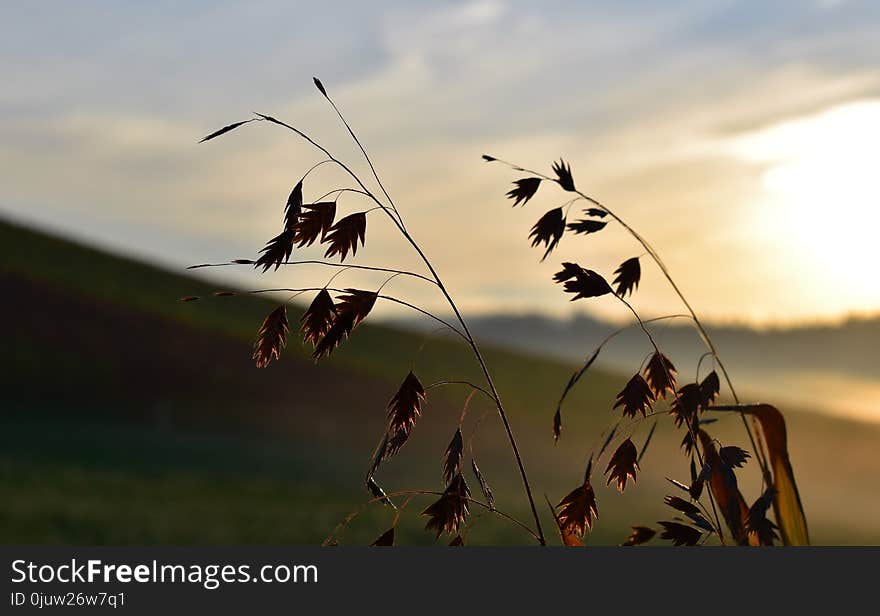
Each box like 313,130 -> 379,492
3,0 -> 879,326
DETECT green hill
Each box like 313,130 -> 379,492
2,218 -> 878,545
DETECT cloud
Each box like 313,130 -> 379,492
2,1 -> 879,324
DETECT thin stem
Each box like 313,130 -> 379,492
317,85 -> 404,228
695,351 -> 714,384
376,272 -> 402,294
582,192 -> 771,483
637,420 -> 657,464
325,489 -> 540,545
555,313 -> 691,415
457,389 -> 479,426
299,158 -> 335,182
323,266 -> 351,289
260,111 -> 546,544
709,404 -> 767,412
364,198 -> 548,543
694,500 -> 721,542
561,196 -> 584,217
596,314 -> 691,353
282,289 -> 308,302
425,380 -> 495,402
186,260 -> 437,285
467,407 -> 492,453
490,155 -> 770,485
618,296 -> 726,544
240,286 -> 468,343
390,495 -> 414,529
486,156 -> 555,181
255,113 -> 404,229
416,264 -> 547,545
313,187 -> 372,202
374,293 -> 466,338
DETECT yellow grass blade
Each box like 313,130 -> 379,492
743,404 -> 810,546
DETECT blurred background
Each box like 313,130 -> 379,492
2,1 -> 879,544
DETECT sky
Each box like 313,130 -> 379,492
2,0 -> 880,326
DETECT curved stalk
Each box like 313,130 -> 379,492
488,155 -> 770,484
617,296 -> 726,543
582,192 -> 770,484
395,241 -> 547,545
316,84 -> 405,229
425,380 -> 495,402
202,108 -> 547,544
324,488 -> 540,545
187,260 -> 438,285
239,286 -> 468,343
260,107 -> 547,544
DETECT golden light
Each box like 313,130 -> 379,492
733,101 -> 880,317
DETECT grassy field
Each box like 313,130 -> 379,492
2,218 -> 878,545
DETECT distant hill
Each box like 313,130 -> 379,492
2,217 -> 879,545
394,310 -> 880,421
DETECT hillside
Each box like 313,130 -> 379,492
397,311 -> 880,422
2,218 -> 878,545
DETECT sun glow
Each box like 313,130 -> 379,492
733,101 -> 880,317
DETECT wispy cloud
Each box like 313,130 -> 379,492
2,1 -> 879,324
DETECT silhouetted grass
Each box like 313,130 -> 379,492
2,217 -> 879,544
484,154 -> 810,545
182,76 -> 811,545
